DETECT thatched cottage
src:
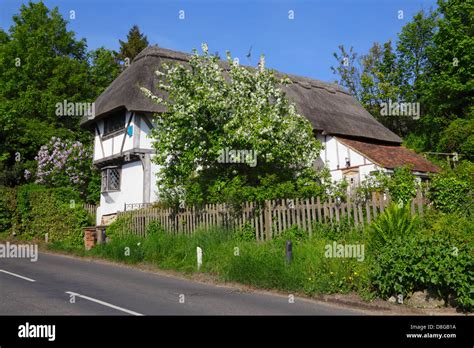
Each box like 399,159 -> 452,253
80,46 -> 438,225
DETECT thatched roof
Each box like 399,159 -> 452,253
81,46 -> 402,144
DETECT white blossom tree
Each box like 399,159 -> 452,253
141,44 -> 323,205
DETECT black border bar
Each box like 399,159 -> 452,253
0,315 -> 471,346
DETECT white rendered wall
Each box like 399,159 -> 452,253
359,164 -> 381,180
98,160 -> 143,219
317,133 -> 382,183
150,159 -> 161,203
139,115 -> 154,149
94,112 -> 160,224
93,111 -> 136,161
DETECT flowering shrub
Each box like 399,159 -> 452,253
30,137 -> 92,194
141,43 -> 321,206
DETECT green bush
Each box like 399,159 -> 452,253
368,202 -> 418,253
279,224 -> 308,243
356,166 -> 419,205
370,231 -> 473,311
184,169 -> 331,207
234,222 -> 256,242
0,186 -> 17,234
104,214 -> 132,240
420,210 -> 473,243
429,176 -> 471,213
0,162 -> 24,187
438,119 -> 474,161
428,162 -> 473,215
387,166 -> 418,204
12,184 -> 91,245
369,208 -> 473,311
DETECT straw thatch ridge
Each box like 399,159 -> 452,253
81,46 -> 402,144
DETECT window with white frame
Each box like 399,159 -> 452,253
101,167 -> 121,192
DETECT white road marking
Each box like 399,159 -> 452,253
0,269 -> 36,282
65,291 -> 144,316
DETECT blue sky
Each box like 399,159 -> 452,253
1,0 -> 437,82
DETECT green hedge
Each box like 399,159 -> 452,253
0,186 -> 17,233
0,184 -> 91,245
370,211 -> 473,311
428,161 -> 474,215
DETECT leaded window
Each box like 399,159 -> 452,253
103,114 -> 125,135
101,167 -> 121,192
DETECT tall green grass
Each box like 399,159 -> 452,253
88,221 -> 371,297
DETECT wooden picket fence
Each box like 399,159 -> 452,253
116,189 -> 426,240
83,203 -> 97,221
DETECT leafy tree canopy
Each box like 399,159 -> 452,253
0,1 -> 119,191
331,0 -> 473,161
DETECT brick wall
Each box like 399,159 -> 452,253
83,227 -> 96,250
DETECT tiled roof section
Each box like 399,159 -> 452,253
337,137 -> 440,173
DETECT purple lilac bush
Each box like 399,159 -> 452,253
28,137 -> 93,194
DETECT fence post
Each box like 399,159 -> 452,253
358,203 -> 364,227
286,240 -> 292,264
379,194 -> 385,213
353,202 -> 358,226
264,200 -> 272,241
308,198 -> 314,236
416,188 -> 423,215
328,196 -> 333,223
196,247 -> 202,270
371,192 -> 378,219
259,202 -> 265,241
365,200 -> 371,224
316,196 -> 322,222
347,195 -> 351,224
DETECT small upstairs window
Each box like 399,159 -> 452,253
103,114 -> 125,136
101,167 -> 121,192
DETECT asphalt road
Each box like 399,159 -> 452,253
0,252 -> 364,315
